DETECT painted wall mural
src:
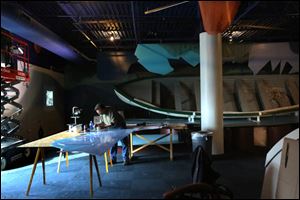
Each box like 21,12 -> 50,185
134,42 -> 299,75
248,42 -> 299,74
135,44 -> 199,75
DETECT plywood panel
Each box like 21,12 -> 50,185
286,79 -> 299,104
122,80 -> 152,103
194,80 -> 200,111
152,81 -> 161,106
235,79 -> 259,111
223,80 -> 237,111
256,80 -> 291,110
179,81 -> 196,111
174,82 -> 182,111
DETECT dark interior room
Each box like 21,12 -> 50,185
1,1 -> 299,199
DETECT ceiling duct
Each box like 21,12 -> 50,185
1,3 -> 96,63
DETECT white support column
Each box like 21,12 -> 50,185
200,32 -> 224,155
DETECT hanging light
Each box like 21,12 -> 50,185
110,36 -> 115,42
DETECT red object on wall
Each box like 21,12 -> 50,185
1,30 -> 30,82
198,1 -> 240,34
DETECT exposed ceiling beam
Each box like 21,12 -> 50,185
75,19 -> 119,24
131,1 -> 139,44
144,1 -> 190,15
71,29 -> 197,33
234,25 -> 285,31
79,37 -> 199,43
57,1 -> 99,54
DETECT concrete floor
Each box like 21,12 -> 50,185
1,145 -> 266,199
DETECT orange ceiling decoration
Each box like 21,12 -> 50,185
199,1 -> 240,34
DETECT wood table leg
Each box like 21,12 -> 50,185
108,150 -> 113,167
92,155 -> 102,187
89,155 -> 93,198
104,152 -> 109,173
57,150 -> 63,173
130,133 -> 133,159
170,129 -> 173,161
41,148 -> 46,184
65,152 -> 69,167
26,147 -> 41,196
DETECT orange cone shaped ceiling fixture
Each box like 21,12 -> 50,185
198,1 -> 240,34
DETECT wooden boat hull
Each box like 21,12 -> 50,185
115,75 -> 299,119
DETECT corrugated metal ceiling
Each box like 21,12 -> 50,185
4,1 -> 299,58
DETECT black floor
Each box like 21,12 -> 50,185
1,144 -> 266,199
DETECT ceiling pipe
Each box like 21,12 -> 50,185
1,3 -> 96,63
131,1 -> 139,44
144,1 -> 190,15
57,2 -> 99,52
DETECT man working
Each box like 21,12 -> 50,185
94,103 -> 130,165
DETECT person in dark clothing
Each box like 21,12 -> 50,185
94,103 -> 129,165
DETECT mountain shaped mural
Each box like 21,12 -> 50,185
248,42 -> 299,74
135,42 -> 299,75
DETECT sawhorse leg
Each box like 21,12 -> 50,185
104,149 -> 113,174
170,128 -> 173,161
107,150 -> 113,167
26,147 -> 46,196
92,155 -> 102,187
41,148 -> 46,184
89,155 -> 93,197
89,154 -> 102,198
66,152 -> 69,167
132,133 -> 170,154
57,150 -> 63,173
129,133 -> 133,159
104,152 -> 109,173
130,130 -> 174,161
57,150 -> 69,173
